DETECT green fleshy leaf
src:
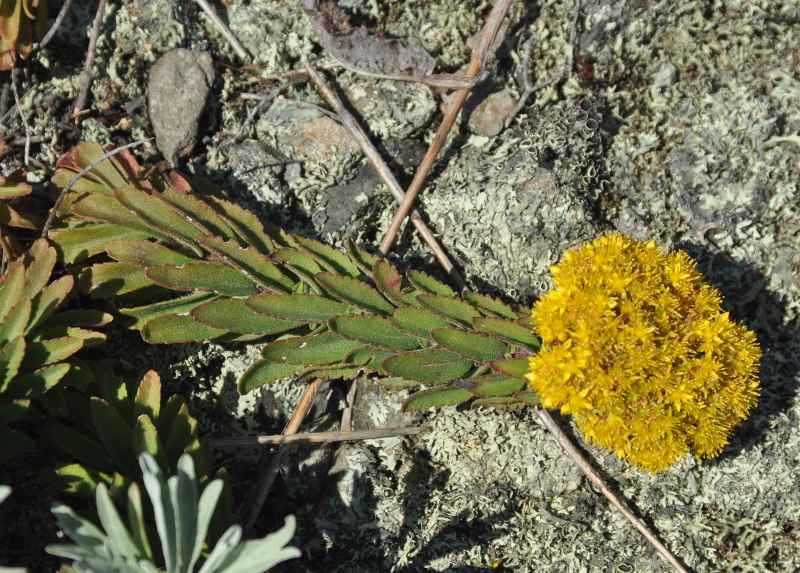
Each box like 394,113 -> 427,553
29,276 -> 74,325
406,269 -> 457,297
20,337 -> 84,370
52,462 -> 112,497
403,386 -> 472,411
107,238 -> 195,267
473,317 -> 540,351
198,235 -> 295,293
298,364 -> 364,381
346,238 -> 379,276
238,360 -> 301,394
462,292 -> 520,320
470,396 -> 520,409
71,192 -> 176,245
133,370 -> 161,421
120,292 -> 218,329
382,349 -> 472,385
390,306 -> 452,338
0,426 -> 34,461
513,391 -> 541,405
316,273 -> 394,316
31,326 -> 105,346
0,336 -> 25,391
81,262 -> 152,297
294,236 -> 360,278
160,187 -> 238,242
200,195 -> 277,255
114,186 -> 204,255
0,399 -> 30,425
50,225 -> 148,264
456,374 -> 526,397
132,414 -> 168,469
40,308 -> 113,329
0,298 -> 31,344
192,298 -> 301,335
142,314 -> 229,343
416,294 -> 481,328
22,240 -> 57,298
489,357 -> 531,379
261,333 -> 362,365
270,247 -> 324,277
146,263 -> 260,297
90,397 -> 139,478
4,362 -> 70,399
157,395 -> 186,438
343,347 -> 394,374
372,260 -> 410,307
48,424 -> 116,473
430,328 -> 507,362
0,262 -> 25,323
246,293 -> 353,323
329,316 -> 424,351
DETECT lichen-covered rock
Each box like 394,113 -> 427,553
148,49 -> 216,166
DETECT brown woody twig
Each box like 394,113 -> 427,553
192,0 -> 251,61
40,0 -> 75,48
73,0 -> 107,124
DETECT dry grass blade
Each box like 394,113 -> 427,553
40,0 -> 75,48
301,61 -> 467,290
209,426 -> 430,447
378,0 -> 514,256
192,0 -> 251,61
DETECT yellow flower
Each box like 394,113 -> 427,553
526,233 -> 761,472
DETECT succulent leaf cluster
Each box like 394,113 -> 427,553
50,143 -> 541,410
47,453 -> 299,573
0,238 -> 108,460
527,233 -> 761,472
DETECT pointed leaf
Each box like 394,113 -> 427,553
80,262 -> 152,297
161,188 -> 238,242
294,236 -> 360,277
329,315 -> 424,351
390,305 -> 452,337
416,294 -> 481,328
473,317 -> 540,351
163,404 -> 198,466
513,391 -> 541,405
146,263 -> 260,297
5,362 -> 69,399
71,192 -> 177,244
490,356 -> 531,379
346,238 -> 379,276
403,386 -> 473,411
190,479 -> 225,570
261,333 -> 362,365
430,328 -> 507,362
120,292 -> 218,329
200,195 -> 277,255
316,273 -> 394,316
40,308 -> 113,329
127,482 -> 154,561
142,314 -> 229,343
269,247 -> 324,292
90,397 -> 139,478
471,396 -> 520,409
133,370 -> 161,421
0,262 -> 25,322
21,337 -> 84,370
50,224 -> 149,264
133,414 -> 168,469
383,349 -> 471,385
198,235 -> 295,293
462,292 -> 519,320
0,336 -> 25,391
0,298 -> 31,344
246,293 -> 353,324
96,483 -> 143,563
406,269 -> 457,297
22,240 -> 57,298
372,259 -> 409,307
107,238 -> 196,267
192,298 -> 301,335
238,360 -> 302,394
454,374 -> 526,397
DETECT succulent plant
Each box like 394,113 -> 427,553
47,369 -> 215,503
0,170 -> 41,261
0,238 -> 108,461
50,142 -> 541,411
0,0 -> 46,70
527,233 -> 761,471
46,453 -> 300,573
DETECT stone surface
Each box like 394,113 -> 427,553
468,87 -> 516,136
148,48 -> 215,166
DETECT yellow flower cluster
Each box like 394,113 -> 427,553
526,233 -> 761,472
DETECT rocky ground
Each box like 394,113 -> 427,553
1,0 -> 799,571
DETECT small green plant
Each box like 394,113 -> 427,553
0,0 -> 46,70
0,238 -> 108,460
527,233 -> 761,471
0,170 -> 41,261
46,453 -> 300,573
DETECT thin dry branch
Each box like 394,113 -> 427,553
243,377 -> 325,534
40,0 -> 75,48
378,0 -> 514,256
10,68 -> 31,167
72,0 -> 107,124
210,426 -> 429,448
302,61 -> 467,290
192,0 -> 251,61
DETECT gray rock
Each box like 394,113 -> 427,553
468,87 -> 516,137
148,49 -> 215,166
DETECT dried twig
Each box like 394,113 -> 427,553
210,426 -> 429,448
73,0 -> 108,124
192,0 -> 251,61
378,0 -> 514,256
40,0 -> 75,48
534,408 -> 689,573
41,138 -> 153,238
10,68 -> 31,167
340,378 -> 358,433
243,377 -> 325,534
505,0 -> 582,128
302,61 -> 467,290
